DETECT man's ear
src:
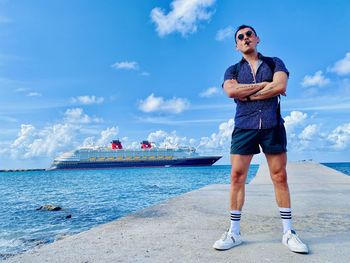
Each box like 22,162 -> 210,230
257,36 -> 260,44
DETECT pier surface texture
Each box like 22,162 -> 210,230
7,162 -> 350,263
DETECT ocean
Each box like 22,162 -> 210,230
322,162 -> 350,176
0,165 -> 254,259
0,163 -> 349,260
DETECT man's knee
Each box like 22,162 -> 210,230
271,169 -> 287,184
231,169 -> 247,185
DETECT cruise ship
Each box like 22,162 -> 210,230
49,140 -> 222,170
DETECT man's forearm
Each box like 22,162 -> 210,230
225,81 -> 267,98
249,82 -> 286,100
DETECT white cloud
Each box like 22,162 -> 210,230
327,123 -> 350,150
215,26 -> 234,41
301,70 -> 330,87
64,108 -> 103,124
150,0 -> 216,37
284,111 -> 307,131
28,123 -> 78,158
81,127 -> 119,147
147,130 -> 168,143
140,71 -> 150,76
116,137 -> 139,150
138,93 -> 190,114
71,95 -> 104,105
199,86 -> 220,97
0,106 -> 121,166
11,124 -> 36,151
96,127 -> 119,146
111,61 -> 139,70
8,123 -> 80,159
3,123 -> 120,160
293,124 -> 320,151
82,136 -> 95,147
14,88 -> 42,97
329,52 -> 350,75
147,130 -> 194,148
15,88 -> 29,92
197,118 -> 234,153
27,92 -> 42,97
299,124 -> 318,141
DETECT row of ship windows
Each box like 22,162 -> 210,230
85,156 -> 175,161
78,153 -> 186,158
79,148 -> 190,153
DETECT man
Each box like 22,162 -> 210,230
213,25 -> 308,254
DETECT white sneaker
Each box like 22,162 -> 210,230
213,231 -> 242,250
282,230 -> 309,254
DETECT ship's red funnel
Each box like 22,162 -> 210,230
111,140 -> 123,149
141,140 -> 152,149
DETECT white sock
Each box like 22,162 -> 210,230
279,207 -> 292,234
229,210 -> 241,235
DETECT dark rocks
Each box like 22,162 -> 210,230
36,205 -> 72,220
36,204 -> 62,211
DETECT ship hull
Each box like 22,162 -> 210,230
50,156 -> 221,170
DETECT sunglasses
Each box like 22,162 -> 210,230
237,30 -> 253,41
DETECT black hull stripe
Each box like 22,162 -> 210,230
51,157 -> 222,170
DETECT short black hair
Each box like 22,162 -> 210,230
234,25 -> 257,43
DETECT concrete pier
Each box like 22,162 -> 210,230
6,162 -> 350,262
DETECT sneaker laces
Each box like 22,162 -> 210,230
289,233 -> 304,245
220,232 -> 229,241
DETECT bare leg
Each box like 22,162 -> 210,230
213,156 -> 251,250
265,153 -> 290,208
230,154 -> 254,210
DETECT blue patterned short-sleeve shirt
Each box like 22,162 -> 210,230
223,53 -> 289,129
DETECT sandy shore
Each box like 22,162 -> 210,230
6,162 -> 350,263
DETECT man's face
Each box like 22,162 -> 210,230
235,27 -> 259,54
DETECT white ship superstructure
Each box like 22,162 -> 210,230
50,140 -> 221,170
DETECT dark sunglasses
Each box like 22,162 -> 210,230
237,30 -> 253,41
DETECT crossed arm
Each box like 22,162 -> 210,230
223,71 -> 288,101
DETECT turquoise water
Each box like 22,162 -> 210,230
0,165 -> 257,259
322,162 -> 350,176
0,162 -> 348,260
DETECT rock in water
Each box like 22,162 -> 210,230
36,204 -> 62,211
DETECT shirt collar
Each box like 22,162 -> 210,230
240,53 -> 264,63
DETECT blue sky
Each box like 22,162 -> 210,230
1,0 -> 350,169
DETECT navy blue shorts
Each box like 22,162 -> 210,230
230,125 -> 287,155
